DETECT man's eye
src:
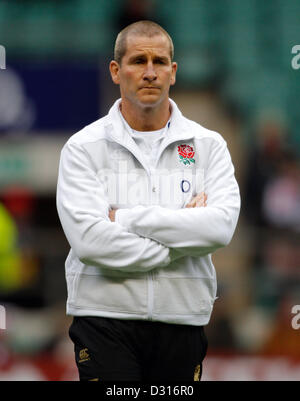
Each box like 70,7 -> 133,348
135,59 -> 144,64
154,58 -> 168,64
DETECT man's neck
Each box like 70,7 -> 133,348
120,98 -> 171,131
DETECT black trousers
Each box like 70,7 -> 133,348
69,316 -> 208,381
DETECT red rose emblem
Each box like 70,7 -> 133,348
178,145 -> 195,158
178,144 -> 195,165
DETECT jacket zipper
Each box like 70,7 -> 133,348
109,129 -> 194,321
147,166 -> 155,320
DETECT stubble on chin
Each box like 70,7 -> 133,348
137,89 -> 167,109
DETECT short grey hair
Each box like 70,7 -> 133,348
114,20 -> 174,64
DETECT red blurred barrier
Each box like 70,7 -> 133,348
0,353 -> 299,381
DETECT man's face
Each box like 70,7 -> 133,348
110,34 -> 177,108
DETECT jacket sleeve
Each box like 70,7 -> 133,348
115,137 -> 241,257
56,142 -> 171,272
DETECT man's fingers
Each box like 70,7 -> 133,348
195,199 -> 207,207
195,192 -> 207,207
186,192 -> 207,208
109,209 -> 116,222
186,198 -> 197,208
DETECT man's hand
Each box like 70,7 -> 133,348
185,192 -> 207,208
109,209 -> 116,222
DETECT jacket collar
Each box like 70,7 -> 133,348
105,98 -> 195,172
106,98 -> 193,143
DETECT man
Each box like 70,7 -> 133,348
56,20 -> 240,381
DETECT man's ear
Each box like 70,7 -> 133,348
170,62 -> 177,86
109,60 -> 121,85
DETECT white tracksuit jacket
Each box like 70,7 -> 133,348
56,98 -> 241,326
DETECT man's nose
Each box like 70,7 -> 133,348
143,62 -> 157,81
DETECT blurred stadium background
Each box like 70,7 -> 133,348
0,0 -> 300,381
